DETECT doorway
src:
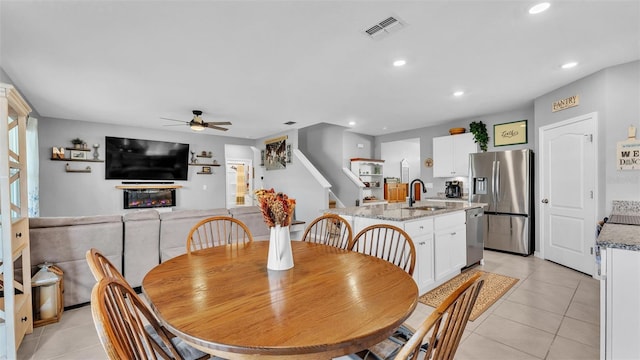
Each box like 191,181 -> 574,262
539,112 -> 597,275
226,159 -> 253,208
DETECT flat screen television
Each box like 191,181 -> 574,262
105,136 -> 189,180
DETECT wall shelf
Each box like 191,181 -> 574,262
65,164 -> 91,173
51,158 -> 104,163
196,172 -> 213,175
188,163 -> 220,167
115,185 -> 183,190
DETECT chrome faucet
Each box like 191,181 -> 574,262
409,179 -> 427,207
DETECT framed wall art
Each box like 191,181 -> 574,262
494,120 -> 528,147
264,135 -> 287,170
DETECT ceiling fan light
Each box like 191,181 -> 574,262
190,123 -> 205,131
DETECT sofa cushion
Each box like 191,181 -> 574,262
29,215 -> 123,307
228,206 -> 270,240
123,210 -> 160,288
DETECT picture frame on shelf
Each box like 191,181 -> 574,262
201,166 -> 212,174
494,120 -> 527,146
69,149 -> 87,160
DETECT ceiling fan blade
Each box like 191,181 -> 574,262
207,121 -> 232,126
160,117 -> 187,123
207,125 -> 229,131
163,123 -> 188,127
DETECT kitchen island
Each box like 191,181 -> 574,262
327,200 -> 485,294
596,219 -> 640,360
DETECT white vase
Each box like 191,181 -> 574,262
267,224 -> 294,271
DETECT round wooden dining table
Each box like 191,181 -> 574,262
142,241 -> 418,359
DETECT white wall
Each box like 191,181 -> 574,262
38,117 -> 253,216
381,138 -> 420,181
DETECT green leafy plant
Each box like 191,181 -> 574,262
469,121 -> 489,152
71,138 -> 84,145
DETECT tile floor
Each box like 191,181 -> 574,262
17,250 -> 599,360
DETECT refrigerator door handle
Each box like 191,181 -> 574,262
495,160 -> 501,203
491,161 -> 497,206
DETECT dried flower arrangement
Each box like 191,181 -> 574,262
255,188 -> 296,227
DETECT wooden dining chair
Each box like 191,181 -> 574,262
186,216 -> 254,254
91,277 -> 210,360
357,272 -> 484,360
301,213 -> 353,249
395,272 -> 485,360
86,249 -> 209,360
349,224 -> 416,275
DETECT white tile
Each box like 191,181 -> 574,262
456,333 -> 542,360
474,314 -> 555,358
557,317 -> 600,348
493,300 -> 564,334
32,323 -> 101,360
546,335 -> 599,360
506,286 -> 572,315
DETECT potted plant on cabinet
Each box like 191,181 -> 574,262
469,121 -> 488,152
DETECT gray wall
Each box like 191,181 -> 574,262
38,117 -> 252,216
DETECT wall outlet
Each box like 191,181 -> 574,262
425,182 -> 434,189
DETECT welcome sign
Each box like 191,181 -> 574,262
617,139 -> 640,170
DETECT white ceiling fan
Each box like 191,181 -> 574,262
161,110 -> 232,131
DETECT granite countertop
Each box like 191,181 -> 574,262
597,223 -> 640,251
596,200 -> 640,251
326,200 -> 486,222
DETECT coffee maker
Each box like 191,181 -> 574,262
445,181 -> 462,198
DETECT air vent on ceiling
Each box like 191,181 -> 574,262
364,16 -> 406,40
284,121 -> 296,125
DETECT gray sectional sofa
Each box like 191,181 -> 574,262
29,206 -> 270,307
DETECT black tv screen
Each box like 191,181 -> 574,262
105,136 -> 189,180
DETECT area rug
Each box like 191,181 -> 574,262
419,270 -> 518,321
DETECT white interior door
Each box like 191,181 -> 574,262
540,113 -> 597,275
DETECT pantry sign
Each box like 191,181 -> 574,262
617,139 -> 640,170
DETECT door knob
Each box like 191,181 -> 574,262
542,199 -> 549,204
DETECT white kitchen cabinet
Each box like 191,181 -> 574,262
405,218 -> 435,293
600,247 -> 640,360
433,212 -> 466,282
433,133 -> 477,178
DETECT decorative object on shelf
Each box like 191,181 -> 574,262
65,164 -> 91,173
449,127 -> 466,135
71,137 -> 83,149
286,144 -> 292,163
494,120 -> 527,147
201,166 -> 211,174
616,125 -> 640,170
190,151 -> 197,164
469,121 -> 489,152
52,147 -> 65,159
255,188 -> 296,270
69,149 -> 87,160
92,144 -> 100,160
424,157 -> 433,168
265,135 -> 287,171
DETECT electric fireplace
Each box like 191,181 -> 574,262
123,188 -> 176,209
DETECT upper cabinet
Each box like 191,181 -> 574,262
433,133 -> 477,178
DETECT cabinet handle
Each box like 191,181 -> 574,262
419,226 -> 424,230
15,232 -> 22,238
21,316 -> 28,322
419,242 -> 426,245
451,232 -> 457,236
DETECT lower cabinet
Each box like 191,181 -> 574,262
434,212 -> 466,283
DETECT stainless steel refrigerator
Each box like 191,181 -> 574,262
469,149 -> 534,255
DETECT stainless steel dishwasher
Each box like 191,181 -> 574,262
465,207 -> 485,267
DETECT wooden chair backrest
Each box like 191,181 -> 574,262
349,224 -> 416,276
301,213 -> 353,249
395,273 -> 485,360
186,216 -> 254,254
91,277 -> 180,360
86,248 -> 130,288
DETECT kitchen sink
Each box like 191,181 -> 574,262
403,206 -> 446,211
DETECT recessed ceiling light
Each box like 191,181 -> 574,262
393,59 -> 406,67
453,91 -> 465,97
561,62 -> 578,69
349,121 -> 356,126
529,2 -> 550,14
